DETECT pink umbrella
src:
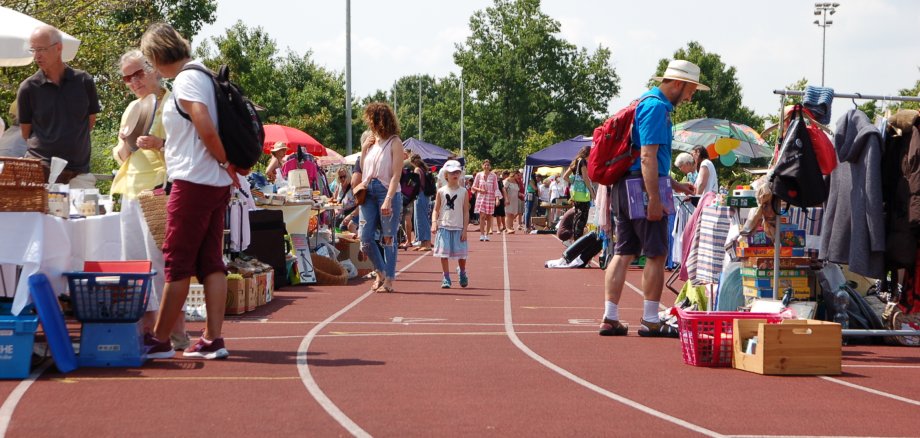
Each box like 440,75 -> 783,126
316,148 -> 345,166
262,124 -> 326,156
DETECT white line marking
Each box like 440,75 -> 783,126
227,330 -> 596,341
0,362 -> 51,438
233,320 -> 584,327
297,255 -> 428,438
842,364 -> 920,369
818,376 -> 920,406
504,234 -> 725,437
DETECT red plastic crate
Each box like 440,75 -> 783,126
673,307 -> 783,367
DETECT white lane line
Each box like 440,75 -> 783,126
230,330 -> 596,341
842,364 -> 920,369
233,320 -> 587,327
503,234 -> 724,437
296,255 -> 428,438
818,376 -> 920,407
0,362 -> 52,438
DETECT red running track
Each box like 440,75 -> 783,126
2,231 -> 919,437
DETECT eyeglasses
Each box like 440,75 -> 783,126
122,68 -> 146,83
28,42 -> 59,54
339,176 -> 347,180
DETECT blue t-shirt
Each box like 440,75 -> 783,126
628,87 -> 674,177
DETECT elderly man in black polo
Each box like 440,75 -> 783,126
17,25 -> 100,189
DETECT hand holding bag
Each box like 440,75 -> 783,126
352,183 -> 367,206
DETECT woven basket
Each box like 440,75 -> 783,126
312,254 -> 348,285
0,158 -> 47,212
136,189 -> 168,249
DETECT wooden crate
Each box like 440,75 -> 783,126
732,319 -> 841,375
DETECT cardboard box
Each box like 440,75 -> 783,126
732,319 -> 841,375
255,273 -> 267,307
244,277 -> 257,312
225,278 -> 247,315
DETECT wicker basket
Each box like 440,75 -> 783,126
312,254 -> 348,285
136,189 -> 168,249
0,158 -> 47,212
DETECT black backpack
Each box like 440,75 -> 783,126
770,105 -> 827,208
400,165 -> 421,206
175,63 -> 265,171
422,170 -> 436,197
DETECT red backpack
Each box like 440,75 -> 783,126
588,95 -> 660,185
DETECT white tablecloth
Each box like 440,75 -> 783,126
1,212 -> 122,315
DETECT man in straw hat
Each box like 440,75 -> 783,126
598,60 -> 704,338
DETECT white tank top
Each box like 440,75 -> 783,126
437,186 -> 467,230
362,136 -> 397,185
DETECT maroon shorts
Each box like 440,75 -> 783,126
612,176 -> 669,258
162,180 -> 231,282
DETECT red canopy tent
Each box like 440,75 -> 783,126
262,124 -> 326,156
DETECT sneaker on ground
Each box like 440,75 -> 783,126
598,319 -> 629,336
638,319 -> 679,338
183,336 -> 230,359
441,277 -> 452,289
170,332 -> 191,351
484,235 -> 490,241
144,333 -> 175,359
479,235 -> 485,241
457,268 -> 469,288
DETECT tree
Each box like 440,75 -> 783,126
519,128 -> 561,164
454,0 -> 619,166
896,74 -> 920,111
0,1 -> 216,132
650,41 -> 763,131
195,21 -> 351,153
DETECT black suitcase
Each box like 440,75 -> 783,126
246,209 -> 289,289
563,231 -> 603,267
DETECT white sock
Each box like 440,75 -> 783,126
643,300 -> 660,323
604,301 -> 619,322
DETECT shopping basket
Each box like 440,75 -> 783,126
64,261 -> 154,323
672,307 -> 783,367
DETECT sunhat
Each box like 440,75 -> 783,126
271,142 -> 287,153
442,160 -> 462,173
120,93 -> 156,152
653,60 -> 710,91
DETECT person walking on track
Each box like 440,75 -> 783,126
599,60 -> 701,338
472,159 -> 501,241
431,160 -> 470,289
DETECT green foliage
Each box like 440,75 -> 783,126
195,21 -> 352,153
895,77 -> 920,111
519,128 -> 561,164
453,0 -> 619,167
651,41 -> 763,132
0,1 -> 216,132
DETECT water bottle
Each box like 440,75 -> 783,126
833,286 -> 850,329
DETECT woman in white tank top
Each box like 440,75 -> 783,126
356,103 -> 405,293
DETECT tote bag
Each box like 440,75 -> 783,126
570,160 -> 591,202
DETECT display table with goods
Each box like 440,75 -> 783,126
2,212 -> 123,316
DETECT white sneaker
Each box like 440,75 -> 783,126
479,235 -> 485,241
484,235 -> 490,241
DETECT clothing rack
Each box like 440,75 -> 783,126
772,89 -> 920,338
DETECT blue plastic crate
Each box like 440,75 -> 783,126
78,321 -> 146,367
64,272 -> 153,323
0,312 -> 39,379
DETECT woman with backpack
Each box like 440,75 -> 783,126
354,102 -> 405,293
562,146 -> 595,240
140,22 -> 238,360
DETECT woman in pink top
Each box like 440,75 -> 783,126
354,103 -> 405,293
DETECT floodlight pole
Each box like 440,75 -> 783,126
418,76 -> 423,141
345,0 -> 353,155
460,75 -> 465,157
813,2 -> 839,87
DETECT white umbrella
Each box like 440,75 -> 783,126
0,6 -> 81,67
344,152 -> 361,166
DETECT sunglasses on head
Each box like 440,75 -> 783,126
122,68 -> 146,83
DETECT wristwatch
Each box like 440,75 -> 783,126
218,161 -> 230,169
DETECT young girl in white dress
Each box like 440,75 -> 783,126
431,160 -> 470,288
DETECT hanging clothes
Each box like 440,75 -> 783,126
881,110 -> 919,269
820,109 -> 886,279
228,197 -> 251,253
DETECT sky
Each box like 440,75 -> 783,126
195,0 -> 920,128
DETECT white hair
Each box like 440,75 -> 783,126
119,49 -> 155,72
675,152 -> 694,168
33,25 -> 62,45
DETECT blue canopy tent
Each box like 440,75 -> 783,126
522,135 -> 592,230
402,137 -> 465,167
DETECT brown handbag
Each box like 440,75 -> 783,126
353,185 -> 367,206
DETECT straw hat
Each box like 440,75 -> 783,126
271,142 -> 288,154
119,93 -> 156,151
653,60 -> 710,91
